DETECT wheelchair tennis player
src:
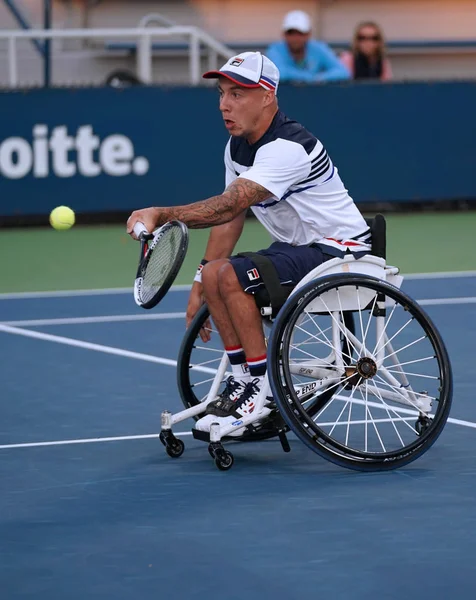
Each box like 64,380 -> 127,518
127,51 -> 372,438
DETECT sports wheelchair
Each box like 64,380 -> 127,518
159,216 -> 453,471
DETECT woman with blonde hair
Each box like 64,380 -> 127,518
340,22 -> 393,80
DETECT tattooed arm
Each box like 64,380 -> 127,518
126,178 -> 273,236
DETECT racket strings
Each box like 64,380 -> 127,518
139,227 -> 181,303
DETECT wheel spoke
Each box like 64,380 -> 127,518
289,343 -> 336,367
191,376 -> 219,388
318,416 -> 419,427
311,370 -> 362,419
390,356 -> 436,368
295,318 -> 354,363
366,380 -> 409,444
342,382 -> 360,446
327,398 -> 351,436
355,287 -> 370,357
359,384 -> 387,452
361,292 -> 378,356
293,321 -> 333,347
295,321 -> 336,353
383,335 -> 427,362
317,295 -> 361,359
192,346 -> 224,354
190,357 -> 224,368
385,369 -> 439,380
374,303 -> 413,353
370,302 -> 401,357
373,373 -> 433,414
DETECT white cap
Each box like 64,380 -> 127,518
282,10 -> 312,34
203,51 -> 280,93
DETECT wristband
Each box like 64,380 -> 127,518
193,259 -> 209,283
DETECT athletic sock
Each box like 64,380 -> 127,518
247,354 -> 267,387
226,346 -> 251,383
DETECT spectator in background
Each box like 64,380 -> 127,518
266,10 -> 350,84
340,22 -> 393,81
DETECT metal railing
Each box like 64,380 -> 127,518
4,0 -> 45,57
0,26 -> 234,87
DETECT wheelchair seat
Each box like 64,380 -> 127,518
365,214 -> 386,260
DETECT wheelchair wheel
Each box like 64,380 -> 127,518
177,304 -> 223,412
268,274 -> 453,471
176,304 -> 280,441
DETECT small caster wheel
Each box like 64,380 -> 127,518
215,450 -> 234,471
159,431 -> 169,447
415,415 -> 431,436
165,438 -> 185,458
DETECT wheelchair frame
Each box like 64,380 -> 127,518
159,251 -> 450,471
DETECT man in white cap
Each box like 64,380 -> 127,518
126,51 -> 370,436
267,10 -> 350,83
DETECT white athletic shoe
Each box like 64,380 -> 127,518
195,378 -> 268,437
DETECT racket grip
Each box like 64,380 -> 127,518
133,222 -> 149,238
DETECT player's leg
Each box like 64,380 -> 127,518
201,259 -> 242,350
198,260 -> 251,419
196,243 -> 335,434
202,258 -> 271,387
202,260 -> 251,382
196,258 -> 266,434
216,262 -> 267,363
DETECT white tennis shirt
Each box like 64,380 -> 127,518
225,110 -> 371,256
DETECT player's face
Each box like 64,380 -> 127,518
218,79 -> 268,139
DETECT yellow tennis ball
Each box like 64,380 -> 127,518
49,206 -> 75,230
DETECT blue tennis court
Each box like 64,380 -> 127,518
1,274 -> 475,600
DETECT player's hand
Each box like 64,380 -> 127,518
126,207 -> 161,239
186,282 -> 211,343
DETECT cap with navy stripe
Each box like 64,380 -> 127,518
203,51 -> 280,93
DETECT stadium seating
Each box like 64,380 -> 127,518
1,0 -> 475,86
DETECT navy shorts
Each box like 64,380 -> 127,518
229,241 -> 335,295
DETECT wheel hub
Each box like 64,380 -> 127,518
356,357 -> 377,379
344,357 -> 377,388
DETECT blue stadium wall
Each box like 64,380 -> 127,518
0,81 -> 475,218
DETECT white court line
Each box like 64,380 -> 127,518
0,309 -> 474,451
1,296 -> 474,328
0,323 -> 217,375
332,394 -> 476,429
0,432 -> 193,450
0,284 -> 192,300
404,270 -> 476,280
418,297 -> 476,306
0,323 -> 474,449
0,270 -> 475,300
0,312 -> 186,327
0,413 -> 474,451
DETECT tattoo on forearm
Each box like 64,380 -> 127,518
158,179 -> 272,229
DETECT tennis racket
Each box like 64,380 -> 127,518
133,220 -> 189,309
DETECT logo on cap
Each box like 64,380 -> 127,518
230,57 -> 244,67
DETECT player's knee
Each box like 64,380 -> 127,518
217,262 -> 241,296
202,259 -> 227,293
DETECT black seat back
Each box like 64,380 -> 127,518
365,214 -> 386,260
